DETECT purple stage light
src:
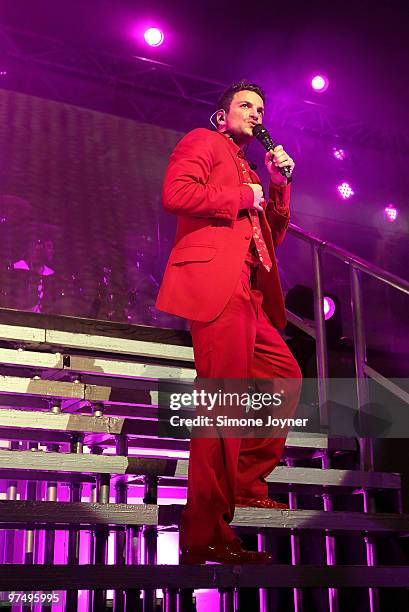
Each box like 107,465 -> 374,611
144,27 -> 164,47
0,70 -> 7,77
384,204 -> 398,222
323,296 -> 336,320
337,182 -> 354,200
311,74 -> 329,92
333,147 -> 346,161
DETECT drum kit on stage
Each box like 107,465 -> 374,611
0,195 -> 173,326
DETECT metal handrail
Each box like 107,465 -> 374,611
288,224 -> 409,295
286,223 -> 409,472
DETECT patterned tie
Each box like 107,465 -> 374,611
238,151 -> 273,272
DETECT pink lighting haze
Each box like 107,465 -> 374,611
384,204 -> 398,222
311,74 -> 329,92
333,147 -> 346,160
337,182 -> 354,200
144,27 -> 164,47
323,297 -> 336,320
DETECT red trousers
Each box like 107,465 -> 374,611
180,263 -> 302,549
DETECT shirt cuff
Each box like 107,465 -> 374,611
240,184 -> 254,210
269,181 -> 291,214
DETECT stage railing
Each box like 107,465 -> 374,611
286,223 -> 409,472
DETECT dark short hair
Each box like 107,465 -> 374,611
216,80 -> 265,114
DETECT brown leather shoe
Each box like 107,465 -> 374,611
236,496 -> 289,510
180,540 -> 273,565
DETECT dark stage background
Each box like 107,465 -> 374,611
0,88 -> 181,328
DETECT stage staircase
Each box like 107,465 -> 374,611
0,223 -> 408,611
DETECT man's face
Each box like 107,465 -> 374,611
222,90 -> 265,144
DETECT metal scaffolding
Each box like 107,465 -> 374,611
1,25 -> 409,152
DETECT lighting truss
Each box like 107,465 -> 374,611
1,25 -> 409,154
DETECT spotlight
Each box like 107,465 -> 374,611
285,285 -> 344,376
384,204 -> 398,223
337,182 -> 354,200
333,147 -> 346,161
323,296 -> 336,320
144,27 -> 164,47
0,70 -> 7,77
311,74 -> 329,92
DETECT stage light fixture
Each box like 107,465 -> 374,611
285,285 -> 344,377
384,204 -> 398,222
144,27 -> 164,47
337,182 -> 354,200
311,74 -> 329,92
323,296 -> 336,320
333,147 -> 346,161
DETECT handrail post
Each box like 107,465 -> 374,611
350,266 -> 374,471
312,243 -> 329,430
312,244 -> 339,612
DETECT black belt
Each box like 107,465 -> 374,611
237,209 -> 249,219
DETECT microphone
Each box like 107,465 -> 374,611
252,124 -> 293,180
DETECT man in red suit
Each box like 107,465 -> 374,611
156,81 -> 302,564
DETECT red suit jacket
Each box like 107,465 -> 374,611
156,128 -> 291,328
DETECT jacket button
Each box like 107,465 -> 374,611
245,235 -> 251,240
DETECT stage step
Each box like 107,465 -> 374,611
0,309 -> 405,609
0,564 -> 408,590
0,347 -> 195,379
0,501 -> 408,534
0,308 -> 192,346
0,450 -> 398,492
0,408 -> 128,434
173,462 -> 400,490
0,322 -> 194,362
